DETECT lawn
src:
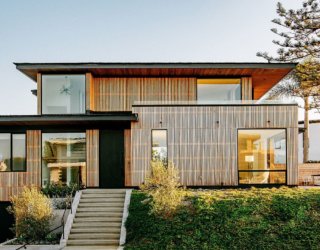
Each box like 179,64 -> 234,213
125,187 -> 320,250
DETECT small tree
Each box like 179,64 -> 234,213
140,161 -> 183,218
8,186 -> 53,242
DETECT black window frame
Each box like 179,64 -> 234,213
0,132 -> 27,172
41,74 -> 87,115
151,129 -> 168,164
237,128 -> 287,185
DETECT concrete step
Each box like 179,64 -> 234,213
79,198 -> 125,204
78,202 -> 124,208
77,207 -> 123,213
72,222 -> 122,228
67,239 -> 119,246
68,232 -> 119,240
74,217 -> 122,223
71,227 -> 121,234
82,189 -> 126,193
75,211 -> 123,218
81,194 -> 125,199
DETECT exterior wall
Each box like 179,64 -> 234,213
0,130 -> 41,201
130,105 -> 298,186
298,163 -> 320,185
86,129 -> 99,187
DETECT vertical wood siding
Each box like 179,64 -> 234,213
241,77 -> 252,100
0,130 -> 41,201
131,105 -> 298,186
90,77 -> 197,111
86,130 -> 99,187
37,73 -> 42,115
124,129 -> 132,186
85,73 -> 93,111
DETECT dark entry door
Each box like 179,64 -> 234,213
99,129 -> 124,188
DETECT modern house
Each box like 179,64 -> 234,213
0,62 -> 299,203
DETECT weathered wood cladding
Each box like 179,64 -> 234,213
90,77 -> 197,111
86,73 -> 93,111
124,129 -> 132,186
130,105 -> 298,186
88,77 -> 253,112
0,130 -> 41,201
86,130 -> 99,187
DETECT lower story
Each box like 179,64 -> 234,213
0,103 -> 299,201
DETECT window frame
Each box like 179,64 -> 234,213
0,132 -> 27,172
151,129 -> 168,164
41,74 -> 87,115
196,78 -> 242,101
237,128 -> 287,186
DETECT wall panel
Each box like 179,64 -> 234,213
86,130 -> 99,187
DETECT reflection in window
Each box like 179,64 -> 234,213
42,133 -> 86,187
197,79 -> 241,101
42,75 -> 85,114
238,129 -> 286,184
151,130 -> 167,163
12,134 -> 26,171
0,134 -> 11,171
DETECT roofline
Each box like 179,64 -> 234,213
14,62 -> 297,70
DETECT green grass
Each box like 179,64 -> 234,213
125,187 -> 320,250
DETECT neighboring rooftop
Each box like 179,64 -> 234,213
14,62 -> 296,99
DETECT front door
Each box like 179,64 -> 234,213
99,129 -> 124,188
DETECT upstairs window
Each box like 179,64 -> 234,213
197,79 -> 241,101
0,133 -> 26,172
42,75 -> 85,114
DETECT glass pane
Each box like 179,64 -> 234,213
151,130 -> 167,163
42,133 -> 86,187
12,134 -> 26,171
197,79 -> 241,101
0,134 -> 11,171
239,171 -> 286,184
238,129 -> 286,171
42,75 -> 85,114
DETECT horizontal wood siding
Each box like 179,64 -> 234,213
90,77 -> 197,111
131,105 -> 298,186
86,130 -> 99,187
0,130 -> 41,201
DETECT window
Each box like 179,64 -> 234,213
238,129 -> 286,184
151,130 -> 168,163
42,75 -> 85,114
197,79 -> 241,101
42,133 -> 86,187
0,133 -> 26,172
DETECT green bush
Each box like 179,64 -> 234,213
125,188 -> 320,250
41,182 -> 78,198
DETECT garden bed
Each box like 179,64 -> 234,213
125,187 -> 320,249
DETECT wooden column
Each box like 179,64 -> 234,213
124,129 -> 132,186
37,73 -> 42,115
241,77 -> 253,100
86,130 -> 99,187
86,73 -> 93,112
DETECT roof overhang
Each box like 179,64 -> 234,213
14,62 -> 297,99
0,113 -> 138,127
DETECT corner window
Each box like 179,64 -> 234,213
238,129 -> 286,184
197,79 -> 241,101
151,130 -> 168,163
42,75 -> 85,114
42,133 -> 86,187
0,133 -> 26,172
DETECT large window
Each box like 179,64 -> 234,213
151,130 -> 168,163
42,133 -> 86,187
0,133 -> 26,172
197,79 -> 241,101
42,75 -> 85,114
238,129 -> 286,184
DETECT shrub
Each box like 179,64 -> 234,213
41,182 -> 78,198
140,161 -> 184,218
8,186 -> 54,242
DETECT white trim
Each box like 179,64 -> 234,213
119,189 -> 132,246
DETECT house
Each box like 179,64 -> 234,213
0,62 -> 299,203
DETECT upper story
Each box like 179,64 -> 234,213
15,62 -> 297,115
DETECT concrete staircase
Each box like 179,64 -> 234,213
66,189 -> 126,247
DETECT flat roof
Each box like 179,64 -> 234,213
14,62 -> 297,99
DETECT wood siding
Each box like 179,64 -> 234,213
124,129 -> 132,186
86,73 -> 93,111
0,130 -> 41,201
37,73 -> 41,115
86,130 -> 99,187
241,77 -> 252,100
131,105 -> 298,186
90,77 -> 197,111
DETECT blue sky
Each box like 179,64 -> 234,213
0,0 -> 308,116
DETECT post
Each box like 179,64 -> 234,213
303,96 -> 310,163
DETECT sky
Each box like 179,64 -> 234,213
0,0 -> 317,120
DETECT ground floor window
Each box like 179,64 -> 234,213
0,133 -> 26,172
151,130 -> 168,163
238,129 -> 286,184
42,132 -> 86,187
